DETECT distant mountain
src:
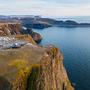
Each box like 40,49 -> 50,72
0,15 -> 10,18
9,15 -> 34,17
0,15 -> 41,18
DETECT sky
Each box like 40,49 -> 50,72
0,0 -> 90,18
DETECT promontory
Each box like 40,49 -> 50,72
0,17 -> 90,29
0,34 -> 74,90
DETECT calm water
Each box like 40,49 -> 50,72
32,25 -> 90,90
54,16 -> 90,23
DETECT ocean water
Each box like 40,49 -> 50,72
54,16 -> 90,23
32,17 -> 90,90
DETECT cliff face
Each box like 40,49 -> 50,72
0,23 -> 11,35
0,23 -> 42,42
0,36 -> 74,90
26,46 -> 74,90
22,28 -> 42,42
8,24 -> 24,35
0,23 -> 25,35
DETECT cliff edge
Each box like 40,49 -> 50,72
0,35 -> 74,90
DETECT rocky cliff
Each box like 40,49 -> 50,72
22,28 -> 42,42
0,23 -> 42,42
0,35 -> 74,90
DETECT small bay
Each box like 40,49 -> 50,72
32,26 -> 90,90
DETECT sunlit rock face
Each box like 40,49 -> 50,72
0,23 -> 42,42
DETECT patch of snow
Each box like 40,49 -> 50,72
8,28 -> 10,32
7,24 -> 11,35
0,37 -> 15,42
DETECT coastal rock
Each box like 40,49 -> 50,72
25,28 -> 33,35
0,23 -> 42,42
22,28 -> 42,42
64,20 -> 78,25
31,32 -> 42,42
0,35 -> 74,90
23,23 -> 52,29
71,83 -> 76,87
20,17 -> 52,29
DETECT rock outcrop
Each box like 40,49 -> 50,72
0,23 -> 42,42
0,30 -> 5,36
23,23 -> 52,29
21,19 -> 52,29
8,23 -> 24,35
0,35 -> 74,90
22,28 -> 42,42
64,20 -> 78,25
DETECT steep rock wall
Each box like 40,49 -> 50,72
26,46 -> 74,90
22,28 -> 42,42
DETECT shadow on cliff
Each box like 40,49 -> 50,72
0,76 -> 11,90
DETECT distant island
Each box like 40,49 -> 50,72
0,15 -> 41,18
0,16 -> 90,29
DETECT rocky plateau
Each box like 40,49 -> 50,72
0,34 -> 74,90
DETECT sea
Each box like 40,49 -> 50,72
31,16 -> 90,90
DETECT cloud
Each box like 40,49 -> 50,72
0,0 -> 90,17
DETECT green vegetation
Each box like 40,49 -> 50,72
9,59 -> 28,69
47,46 -> 59,57
65,80 -> 74,90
